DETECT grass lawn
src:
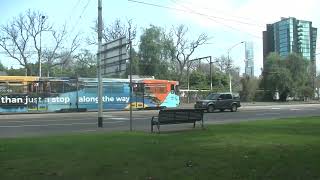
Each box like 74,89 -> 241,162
1,117 -> 320,180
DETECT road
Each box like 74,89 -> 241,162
1,103 -> 320,137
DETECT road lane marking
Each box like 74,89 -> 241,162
0,121 -> 124,128
1,119 -> 92,123
256,113 -> 281,116
80,130 -> 97,132
109,117 -> 128,120
0,117 -> 131,123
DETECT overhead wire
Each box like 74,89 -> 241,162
169,0 -> 264,28
172,0 -> 262,39
69,0 -> 92,35
128,0 -> 262,39
171,0 -> 264,26
129,0 -> 264,28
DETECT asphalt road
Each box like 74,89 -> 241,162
1,103 -> 320,137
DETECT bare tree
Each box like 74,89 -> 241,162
0,9 -> 80,76
26,10 -> 51,76
87,19 -> 136,45
215,55 -> 233,73
172,25 -> 210,82
42,25 -> 80,77
0,13 -> 33,75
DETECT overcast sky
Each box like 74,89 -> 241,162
0,0 -> 319,76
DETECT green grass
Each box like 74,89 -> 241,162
1,117 -> 320,180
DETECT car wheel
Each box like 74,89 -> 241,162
220,109 -> 225,112
207,105 -> 215,113
231,104 -> 237,112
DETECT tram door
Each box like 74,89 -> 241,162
132,83 -> 145,109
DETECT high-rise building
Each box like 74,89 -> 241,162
244,41 -> 254,77
263,17 -> 317,66
263,17 -> 317,87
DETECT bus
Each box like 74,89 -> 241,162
0,76 -> 180,113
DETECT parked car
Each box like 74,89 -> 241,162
194,93 -> 241,112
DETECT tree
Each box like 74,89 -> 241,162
211,70 -> 229,90
138,25 -> 175,79
263,53 -> 293,101
88,19 -> 136,44
215,55 -> 232,73
172,25 -> 210,83
0,10 -> 79,76
189,70 -> 207,89
6,64 -> 37,76
73,49 -> 97,78
42,25 -> 80,77
261,52 -> 311,101
0,11 -> 38,75
240,76 -> 260,101
88,19 -> 138,78
0,61 -> 6,72
285,53 -> 310,99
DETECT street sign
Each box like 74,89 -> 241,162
100,37 -> 129,77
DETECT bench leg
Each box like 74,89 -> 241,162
201,118 -> 204,129
193,121 -> 196,128
157,123 -> 160,133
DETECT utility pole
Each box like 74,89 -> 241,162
97,0 -> 103,127
129,25 -> 133,131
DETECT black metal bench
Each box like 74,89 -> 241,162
151,109 -> 204,133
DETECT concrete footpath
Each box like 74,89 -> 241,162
179,101 -> 320,108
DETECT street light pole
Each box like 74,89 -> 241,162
39,15 -> 45,77
187,61 -> 191,103
227,41 -> 244,93
209,56 -> 212,91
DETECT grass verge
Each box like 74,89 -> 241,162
1,117 -> 320,180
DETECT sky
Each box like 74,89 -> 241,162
0,0 -> 320,77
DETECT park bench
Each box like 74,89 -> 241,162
151,108 -> 204,133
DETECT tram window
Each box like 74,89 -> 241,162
145,86 -> 151,94
50,82 -> 64,93
157,87 -> 166,94
171,84 -> 175,91
111,83 -> 124,93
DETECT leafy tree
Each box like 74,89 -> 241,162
285,53 -> 310,98
0,61 -> 6,72
211,70 -> 229,88
189,70 -> 207,89
261,52 -> 311,101
240,76 -> 260,101
73,49 -> 97,78
138,25 -> 175,79
6,65 -> 35,76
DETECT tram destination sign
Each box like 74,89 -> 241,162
100,37 -> 129,77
